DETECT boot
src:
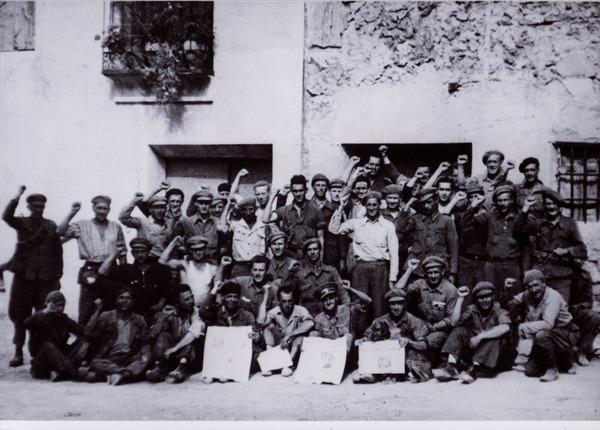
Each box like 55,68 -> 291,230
459,366 -> 477,384
9,347 -> 24,367
540,367 -> 559,382
434,363 -> 459,382
577,353 -> 590,367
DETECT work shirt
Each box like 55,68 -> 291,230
268,256 -> 297,282
321,201 -> 348,266
228,218 -> 267,262
274,201 -> 325,254
329,213 -> 399,281
64,219 -> 124,263
406,278 -> 458,328
24,311 -> 85,356
313,303 -> 364,339
294,262 -> 350,316
85,310 -> 149,359
455,206 -> 488,257
232,276 -> 277,318
367,163 -> 402,193
310,196 -> 328,210
2,198 -> 63,280
517,180 -> 545,217
363,312 -> 429,342
174,215 -> 220,259
514,213 -> 587,279
462,207 -> 523,259
119,205 -> 175,258
265,305 -> 313,337
512,287 -> 573,336
406,210 -> 459,275
456,303 -> 511,334
474,173 -> 505,208
215,306 -> 256,327
151,306 -> 205,340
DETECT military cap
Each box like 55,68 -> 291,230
220,281 -> 241,296
519,157 -> 540,173
538,187 -> 566,206
26,194 -> 47,204
524,269 -> 545,285
268,231 -> 287,245
361,191 -> 383,205
91,195 -> 111,205
166,188 -> 184,199
45,290 -> 66,304
421,255 -> 447,271
382,184 -> 404,197
187,235 -> 209,248
314,282 -> 338,300
472,281 -> 495,297
311,173 -> 330,187
302,237 -> 321,252
329,178 -> 345,189
218,183 -> 231,193
415,187 -> 437,203
194,190 -> 213,202
148,196 -> 167,207
384,289 -> 407,302
466,183 -> 484,196
210,196 -> 227,207
129,237 -> 152,250
492,183 -> 516,202
238,197 -> 257,208
482,150 -> 505,165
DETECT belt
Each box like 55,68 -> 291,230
460,253 -> 487,262
487,256 -> 520,263
83,261 -> 102,267
355,259 -> 388,265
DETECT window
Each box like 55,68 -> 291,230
0,1 -> 34,52
102,1 -> 213,76
555,142 -> 600,222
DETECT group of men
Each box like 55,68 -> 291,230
2,145 -> 599,385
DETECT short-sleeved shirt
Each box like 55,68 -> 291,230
406,278 -> 458,327
129,216 -> 175,259
313,303 -> 365,339
229,218 -> 267,261
232,276 -> 277,318
64,219 -> 124,263
274,201 -> 325,253
265,305 -> 313,337
363,312 -> 429,341
294,262 -> 349,316
457,303 -> 511,334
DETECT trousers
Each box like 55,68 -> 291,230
525,325 -> 579,377
352,260 -> 389,335
442,326 -> 513,370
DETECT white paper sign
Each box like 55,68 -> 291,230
358,340 -> 405,375
202,326 -> 252,382
294,336 -> 347,385
257,346 -> 293,372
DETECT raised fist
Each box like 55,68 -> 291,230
341,280 -> 351,290
159,181 -> 171,190
220,256 -> 232,266
506,160 -> 516,171
378,145 -> 389,158
280,185 -> 291,195
455,191 -> 467,201
133,192 -> 145,202
94,298 -> 103,311
439,161 -> 452,171
504,278 -> 516,289
350,156 -> 361,166
71,202 -> 82,213
17,185 -> 27,196
354,166 -> 366,176
457,286 -> 470,297
523,194 -> 537,211
407,258 -> 420,271
470,193 -> 485,208
239,169 -> 250,177
288,260 -> 301,272
457,154 -> 469,165
262,283 -> 271,292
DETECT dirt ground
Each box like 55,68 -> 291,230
0,295 -> 599,421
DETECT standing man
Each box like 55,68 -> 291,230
364,145 -> 402,192
57,195 -> 125,324
138,184 -> 185,223
329,191 -> 399,325
267,232 -> 298,283
310,174 -> 330,210
473,150 -> 515,207
321,178 -> 348,275
263,175 -> 326,259
517,157 -> 544,208
3,186 -> 63,367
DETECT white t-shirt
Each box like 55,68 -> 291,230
180,258 -> 218,308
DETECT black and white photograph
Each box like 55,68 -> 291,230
0,0 -> 599,423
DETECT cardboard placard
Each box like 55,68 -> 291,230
294,336 -> 347,385
257,346 -> 293,372
202,326 -> 252,382
358,340 -> 405,375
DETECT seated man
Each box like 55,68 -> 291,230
569,268 -> 600,366
260,285 -> 315,377
397,256 -> 458,365
228,255 -> 278,319
24,291 -> 87,381
80,288 -> 151,385
436,282 -> 513,384
509,269 -> 579,382
145,284 -> 205,383
354,290 -> 432,384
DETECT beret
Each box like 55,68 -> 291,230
194,190 -> 213,202
472,281 -> 495,297
311,174 -> 330,186
482,150 -> 505,164
220,281 -> 241,296
422,255 -> 447,271
361,191 -> 383,205
268,231 -> 287,245
384,289 -> 407,302
538,187 -> 566,206
329,178 -> 346,188
519,157 -> 540,173
26,194 -> 47,204
217,183 -> 231,193
466,183 -> 484,196
302,237 -> 321,252
91,195 -> 111,205
166,188 -> 184,199
45,290 -> 66,304
129,237 -> 152,250
238,197 -> 257,208
314,282 -> 338,300
492,184 -> 516,201
382,184 -> 404,197
148,196 -> 167,207
524,269 -> 545,285
415,187 -> 437,203
187,235 -> 209,248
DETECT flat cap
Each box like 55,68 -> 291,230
538,187 -> 566,206
45,290 -> 66,304
466,183 -> 484,196
384,289 -> 407,302
519,157 -> 540,173
314,282 -> 338,300
268,231 -> 287,245
524,269 -> 545,285
329,178 -> 346,189
194,190 -> 213,202
311,174 -> 330,186
187,235 -> 209,248
422,255 -> 447,271
382,184 -> 404,197
91,195 -> 111,205
361,191 -> 383,205
415,187 -> 437,203
26,194 -> 47,204
238,197 -> 257,208
482,150 -> 505,164
220,281 -> 241,296
148,196 -> 167,207
129,237 -> 152,250
302,237 -> 321,252
492,183 -> 516,201
472,281 -> 495,297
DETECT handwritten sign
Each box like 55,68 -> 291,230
294,336 -> 347,385
202,326 -> 252,382
257,346 -> 293,372
358,340 -> 405,375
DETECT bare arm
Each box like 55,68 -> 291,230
119,193 -> 146,229
262,188 -> 281,224
56,202 -> 81,236
395,259 -> 419,290
2,185 -> 26,229
423,161 -> 452,189
159,236 -> 184,269
98,246 -> 123,276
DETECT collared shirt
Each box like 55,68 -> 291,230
295,261 -> 350,316
363,312 -> 429,341
406,210 -> 459,275
313,303 -> 365,339
268,256 -> 297,281
457,303 -> 511,334
274,201 -> 325,252
232,275 -> 277,318
329,213 -> 399,281
120,212 -> 175,258
455,206 -> 488,257
86,310 -> 149,359
512,287 -> 573,336
463,207 -> 523,259
64,219 -> 124,263
475,173 -> 505,208
229,218 -> 267,261
310,196 -> 328,210
406,278 -> 458,327
265,305 -> 313,337
2,198 -> 63,280
368,163 -> 402,193
215,306 -> 255,327
175,215 -> 220,258
24,311 -> 85,355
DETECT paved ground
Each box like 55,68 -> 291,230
0,294 -> 599,420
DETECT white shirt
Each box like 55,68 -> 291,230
180,259 -> 217,308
